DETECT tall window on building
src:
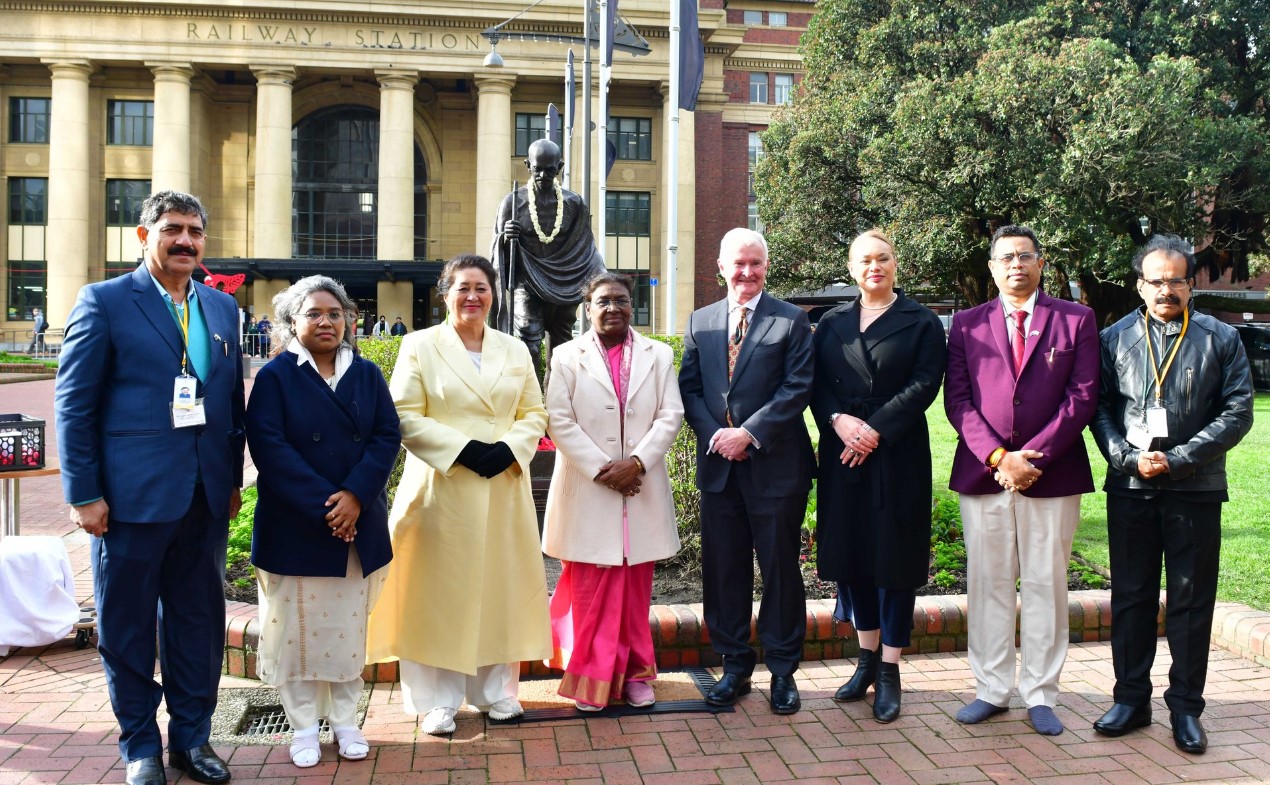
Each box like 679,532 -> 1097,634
604,191 -> 652,326
8,98 -> 51,144
743,10 -> 764,24
292,105 -> 428,260
749,73 -> 768,104
106,100 -> 154,146
515,112 -> 563,157
105,179 -> 150,278
608,117 -> 652,161
747,132 -> 764,232
6,178 -> 48,320
769,12 -> 788,26
774,74 -> 795,105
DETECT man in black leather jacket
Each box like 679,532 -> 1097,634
1089,234 -> 1254,754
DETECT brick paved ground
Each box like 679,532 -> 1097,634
4,376 -> 1270,784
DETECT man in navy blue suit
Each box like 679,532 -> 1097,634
55,190 -> 245,785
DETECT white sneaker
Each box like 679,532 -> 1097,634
486,697 -> 524,721
421,707 -> 457,735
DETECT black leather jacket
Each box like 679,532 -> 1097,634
1091,305 -> 1254,493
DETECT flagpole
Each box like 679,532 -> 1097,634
597,0 -> 610,245
667,0 -> 681,336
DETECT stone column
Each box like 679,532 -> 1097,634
660,81 -> 697,334
473,74 -> 516,253
147,62 -> 194,193
249,66 -> 295,317
375,69 -> 419,263
42,60 -> 93,327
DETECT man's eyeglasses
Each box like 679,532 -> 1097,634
1140,278 -> 1190,290
297,310 -> 348,324
992,252 -> 1041,265
591,297 -> 633,309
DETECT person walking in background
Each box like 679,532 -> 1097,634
679,227 -> 815,715
246,276 -> 400,768
1089,235 -> 1253,754
944,224 -> 1099,736
27,306 -> 47,353
542,272 -> 684,711
54,190 -> 244,785
367,254 -> 550,736
811,230 -> 947,723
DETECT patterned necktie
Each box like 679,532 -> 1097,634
728,306 -> 748,381
1012,310 -> 1028,375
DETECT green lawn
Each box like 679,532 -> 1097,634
923,390 -> 1270,611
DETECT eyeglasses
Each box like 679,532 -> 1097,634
992,252 -> 1041,265
297,310 -> 347,324
591,297 -> 633,309
1140,278 -> 1190,290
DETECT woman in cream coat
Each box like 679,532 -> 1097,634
542,272 -> 684,710
366,254 -> 550,735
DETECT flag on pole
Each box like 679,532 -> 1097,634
565,50 -> 576,129
678,0 -> 705,111
603,0 -> 618,67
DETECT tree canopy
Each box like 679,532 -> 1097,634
756,0 -> 1268,324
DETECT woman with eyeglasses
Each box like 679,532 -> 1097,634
246,275 -> 401,768
366,254 -> 551,735
541,273 -> 684,711
811,230 -> 946,723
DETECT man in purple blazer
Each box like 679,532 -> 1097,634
944,225 -> 1099,736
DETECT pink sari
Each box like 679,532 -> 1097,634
548,330 -> 658,705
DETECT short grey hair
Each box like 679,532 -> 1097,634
139,190 -> 208,230
719,227 -> 768,260
269,275 -> 358,356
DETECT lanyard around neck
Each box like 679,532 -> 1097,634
1143,307 -> 1188,403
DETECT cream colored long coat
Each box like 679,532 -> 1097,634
366,324 -> 551,674
541,332 -> 684,566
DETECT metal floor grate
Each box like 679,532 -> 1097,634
238,705 -> 329,737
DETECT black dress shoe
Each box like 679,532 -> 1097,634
834,647 -> 879,702
169,744 -> 231,784
1170,712 -> 1207,754
124,756 -> 166,785
1093,703 -> 1152,737
769,674 -> 801,715
706,673 -> 752,706
872,662 -> 901,723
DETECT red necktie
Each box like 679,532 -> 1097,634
1012,310 -> 1027,375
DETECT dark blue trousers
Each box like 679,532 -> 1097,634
91,487 -> 228,761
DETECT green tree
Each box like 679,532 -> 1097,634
758,0 -> 1263,325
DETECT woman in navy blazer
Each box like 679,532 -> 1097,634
246,275 -> 400,769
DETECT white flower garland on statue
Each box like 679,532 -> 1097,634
528,179 -> 565,244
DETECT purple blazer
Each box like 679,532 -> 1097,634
944,291 -> 1099,497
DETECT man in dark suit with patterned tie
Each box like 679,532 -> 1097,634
679,227 -> 815,714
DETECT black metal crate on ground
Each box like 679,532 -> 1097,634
0,414 -> 46,471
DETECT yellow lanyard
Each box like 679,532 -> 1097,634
170,298 -> 191,376
1143,307 -> 1188,404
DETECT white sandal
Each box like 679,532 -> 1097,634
333,727 -> 369,761
289,728 -> 321,768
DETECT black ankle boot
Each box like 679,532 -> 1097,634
873,661 -> 901,723
834,647 -> 879,702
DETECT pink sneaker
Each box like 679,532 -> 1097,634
624,681 -> 656,708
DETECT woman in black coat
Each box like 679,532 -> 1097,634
811,230 -> 947,723
247,275 -> 400,768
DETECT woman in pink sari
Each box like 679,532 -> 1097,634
542,273 -> 685,711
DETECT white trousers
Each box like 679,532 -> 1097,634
397,659 -> 518,715
960,492 -> 1080,708
278,677 -> 363,732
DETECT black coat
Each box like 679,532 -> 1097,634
247,353 -> 401,578
811,293 -> 947,589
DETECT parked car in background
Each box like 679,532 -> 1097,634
1233,323 -> 1270,391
